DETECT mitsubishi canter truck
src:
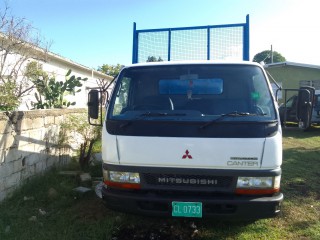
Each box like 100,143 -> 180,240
88,61 -> 283,219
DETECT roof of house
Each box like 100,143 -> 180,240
0,32 -> 113,81
46,51 -> 113,81
264,61 -> 320,70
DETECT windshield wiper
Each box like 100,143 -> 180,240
140,112 -> 186,117
199,111 -> 265,129
120,112 -> 186,129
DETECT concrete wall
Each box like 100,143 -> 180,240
0,108 -> 86,201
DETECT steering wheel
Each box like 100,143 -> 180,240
255,105 -> 265,115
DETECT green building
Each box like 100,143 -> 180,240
264,62 -> 320,102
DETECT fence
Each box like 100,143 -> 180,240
132,15 -> 249,63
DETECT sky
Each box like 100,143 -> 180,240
4,0 -> 320,69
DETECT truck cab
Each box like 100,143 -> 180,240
89,61 -> 283,219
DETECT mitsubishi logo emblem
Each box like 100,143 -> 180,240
182,150 -> 192,159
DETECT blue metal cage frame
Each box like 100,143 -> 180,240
132,15 -> 250,64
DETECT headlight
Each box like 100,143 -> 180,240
236,176 -> 281,195
237,177 -> 273,188
108,171 -> 140,183
103,170 -> 140,189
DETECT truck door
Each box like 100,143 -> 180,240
297,86 -> 315,129
311,93 -> 320,124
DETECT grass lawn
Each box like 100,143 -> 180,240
0,126 -> 319,240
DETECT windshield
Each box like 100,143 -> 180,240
108,64 -> 276,122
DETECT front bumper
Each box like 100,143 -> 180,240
101,186 -> 283,220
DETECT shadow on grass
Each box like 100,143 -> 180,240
110,214 -> 259,240
282,125 -> 320,139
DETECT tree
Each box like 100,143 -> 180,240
97,63 -> 124,105
98,63 -> 123,77
253,50 -> 286,64
31,69 -> 87,109
0,2 -> 50,110
59,113 -> 100,170
146,56 -> 163,62
24,61 -> 48,82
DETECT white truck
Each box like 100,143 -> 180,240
88,61 -> 283,219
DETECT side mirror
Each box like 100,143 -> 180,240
88,89 -> 108,126
296,86 -> 315,130
88,90 -> 100,119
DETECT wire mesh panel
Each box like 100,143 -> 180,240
138,31 -> 169,63
132,15 -> 249,63
210,26 -> 243,61
171,29 -> 207,61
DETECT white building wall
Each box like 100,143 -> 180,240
17,53 -> 112,110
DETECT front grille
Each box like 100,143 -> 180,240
141,173 -> 233,189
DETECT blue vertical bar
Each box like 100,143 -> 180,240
243,14 -> 250,61
207,27 -> 210,60
168,29 -> 171,61
132,22 -> 137,63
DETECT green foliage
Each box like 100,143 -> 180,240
59,112 -> 101,170
32,70 -> 87,109
60,113 -> 100,144
98,63 -> 123,77
0,82 -> 19,111
253,50 -> 286,64
24,61 -> 48,82
146,56 -> 163,62
0,4 -> 49,111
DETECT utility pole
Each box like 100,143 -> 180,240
271,45 -> 273,63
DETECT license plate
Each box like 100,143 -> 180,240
172,201 -> 202,218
